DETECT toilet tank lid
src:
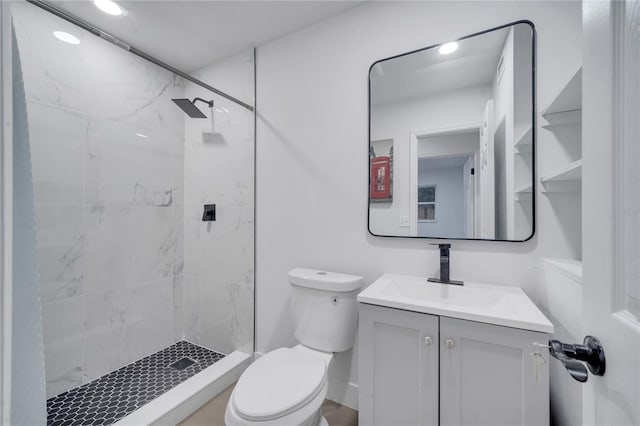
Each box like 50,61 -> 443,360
289,268 -> 364,292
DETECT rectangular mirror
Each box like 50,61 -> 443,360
368,21 -> 535,241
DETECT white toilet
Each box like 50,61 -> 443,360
225,268 -> 363,426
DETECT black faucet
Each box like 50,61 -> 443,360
428,243 -> 464,286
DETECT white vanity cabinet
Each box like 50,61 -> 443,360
358,303 -> 551,426
439,315 -> 549,426
358,304 -> 439,426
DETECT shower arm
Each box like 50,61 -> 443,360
24,0 -> 255,112
193,98 -> 214,108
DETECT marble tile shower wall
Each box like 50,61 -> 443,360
12,4 -> 185,398
182,50 -> 255,357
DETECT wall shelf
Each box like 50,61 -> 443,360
516,184 -> 532,193
515,183 -> 533,201
541,257 -> 583,282
514,126 -> 533,154
541,159 -> 582,192
515,146 -> 533,155
515,183 -> 533,194
515,192 -> 533,202
539,257 -> 583,339
542,68 -> 582,116
541,109 -> 581,128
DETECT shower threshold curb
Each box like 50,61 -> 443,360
114,351 -> 251,426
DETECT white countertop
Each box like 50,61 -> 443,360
357,274 -> 554,334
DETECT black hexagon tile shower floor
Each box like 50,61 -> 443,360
46,340 -> 225,426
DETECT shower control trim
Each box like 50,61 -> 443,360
202,204 -> 216,222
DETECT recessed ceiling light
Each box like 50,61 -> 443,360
135,133 -> 148,139
53,31 -> 80,45
93,0 -> 123,16
438,42 -> 459,55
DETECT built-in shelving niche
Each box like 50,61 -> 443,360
538,257 -> 583,339
542,67 -> 582,120
513,109 -> 534,239
541,67 -> 582,267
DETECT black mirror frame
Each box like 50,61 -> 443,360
367,20 -> 536,243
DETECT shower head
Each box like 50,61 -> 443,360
172,97 -> 213,118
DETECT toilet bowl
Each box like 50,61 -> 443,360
225,346 -> 332,426
225,268 -> 363,426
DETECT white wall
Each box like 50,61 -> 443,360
370,87 -> 488,236
418,131 -> 480,157
417,165 -> 465,238
256,0 -> 582,410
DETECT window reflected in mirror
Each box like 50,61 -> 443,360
417,186 -> 436,222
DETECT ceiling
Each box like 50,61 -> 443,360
52,0 -> 362,72
371,26 -> 510,106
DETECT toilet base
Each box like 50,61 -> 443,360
226,403 -> 326,426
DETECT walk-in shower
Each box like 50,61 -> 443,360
9,1 -> 255,424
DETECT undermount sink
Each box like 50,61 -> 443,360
357,274 -> 553,333
384,276 -> 501,307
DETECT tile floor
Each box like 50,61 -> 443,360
179,383 -> 358,426
46,341 -> 224,426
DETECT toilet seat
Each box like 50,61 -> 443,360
232,348 -> 327,422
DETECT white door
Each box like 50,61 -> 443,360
479,100 -> 495,239
582,1 -> 640,424
462,156 -> 474,238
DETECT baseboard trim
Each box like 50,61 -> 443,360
326,378 -> 358,411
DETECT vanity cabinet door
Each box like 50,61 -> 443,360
439,317 -> 550,426
358,304 -> 439,426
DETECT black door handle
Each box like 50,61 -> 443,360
548,335 -> 606,382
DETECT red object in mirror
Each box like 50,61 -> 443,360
370,156 -> 391,200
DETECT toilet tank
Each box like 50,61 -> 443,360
289,268 -> 364,353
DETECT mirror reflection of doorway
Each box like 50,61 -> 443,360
416,129 -> 480,238
493,119 -> 507,240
